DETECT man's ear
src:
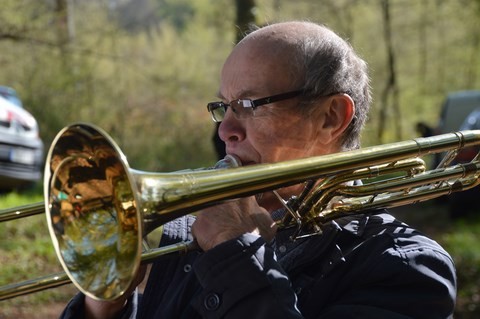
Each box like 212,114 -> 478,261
320,93 -> 355,144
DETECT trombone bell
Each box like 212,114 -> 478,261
44,124 -> 143,301
44,124 -> 243,301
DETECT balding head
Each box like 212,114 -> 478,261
240,21 -> 338,45
230,21 -> 371,150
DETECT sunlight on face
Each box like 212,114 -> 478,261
217,38 -> 332,211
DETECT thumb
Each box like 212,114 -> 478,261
251,212 -> 278,242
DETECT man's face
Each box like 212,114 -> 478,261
216,40 -> 334,212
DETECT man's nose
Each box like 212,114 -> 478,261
218,108 -> 245,143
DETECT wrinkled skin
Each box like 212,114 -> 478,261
192,23 -> 354,251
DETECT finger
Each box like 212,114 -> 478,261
251,212 -> 278,242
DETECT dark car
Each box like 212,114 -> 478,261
0,87 -> 44,191
447,107 -> 480,218
424,91 -> 480,218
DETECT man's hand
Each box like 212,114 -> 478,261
84,264 -> 147,319
191,196 -> 277,251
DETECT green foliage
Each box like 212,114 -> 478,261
0,192 -> 77,317
1,0 -> 237,172
2,0 -> 478,167
255,0 -> 480,144
0,0 -> 480,317
156,0 -> 197,32
0,191 -> 41,208
440,218 -> 480,317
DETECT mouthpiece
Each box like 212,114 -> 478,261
213,154 -> 242,169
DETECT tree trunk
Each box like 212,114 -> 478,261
235,0 -> 257,43
378,0 -> 401,142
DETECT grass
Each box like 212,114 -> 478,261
1,191 -> 479,318
441,219 -> 480,316
0,190 -> 78,318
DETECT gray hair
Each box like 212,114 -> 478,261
247,22 -> 371,150
299,25 -> 371,150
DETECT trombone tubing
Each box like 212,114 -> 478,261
139,130 -> 480,224
0,241 -> 196,301
0,202 -> 44,222
1,130 -> 480,300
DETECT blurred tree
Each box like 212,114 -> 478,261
113,0 -> 196,34
156,0 -> 196,32
115,0 -> 160,33
54,0 -> 74,47
234,0 -> 256,43
465,0 -> 480,88
0,2 -> 480,317
378,0 -> 401,143
0,0 -> 479,166
212,0 -> 257,160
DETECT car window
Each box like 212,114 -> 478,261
439,91 -> 480,134
459,108 -> 480,130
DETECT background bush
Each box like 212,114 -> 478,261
1,0 -> 479,318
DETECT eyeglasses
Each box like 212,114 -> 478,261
206,90 -> 304,123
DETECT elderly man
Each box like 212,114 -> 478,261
61,21 -> 456,319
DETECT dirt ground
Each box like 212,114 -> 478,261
0,267 -> 151,319
1,304 -> 67,319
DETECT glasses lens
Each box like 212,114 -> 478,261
207,99 -> 256,122
207,102 -> 226,122
212,107 -> 225,122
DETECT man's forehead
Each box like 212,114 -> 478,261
217,88 -> 262,100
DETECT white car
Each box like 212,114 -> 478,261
0,88 -> 44,191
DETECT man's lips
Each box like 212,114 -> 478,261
226,153 -> 257,167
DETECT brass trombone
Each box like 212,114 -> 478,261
1,123 -> 480,301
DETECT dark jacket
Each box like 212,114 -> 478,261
60,210 -> 456,318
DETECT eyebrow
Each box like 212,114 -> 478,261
217,89 -> 261,101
